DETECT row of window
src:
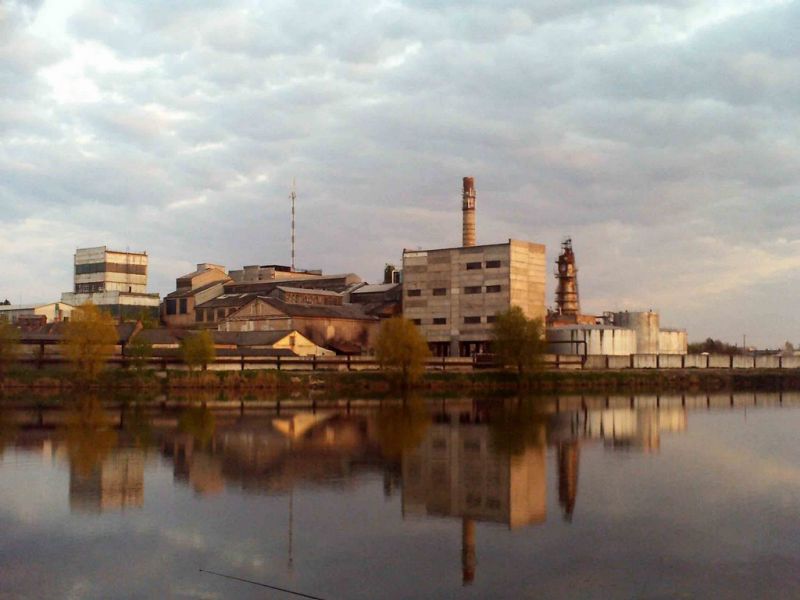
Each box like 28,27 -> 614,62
407,285 -> 502,297
466,260 -> 502,270
411,315 -> 496,326
165,298 -> 188,315
195,307 -> 236,322
75,262 -> 147,276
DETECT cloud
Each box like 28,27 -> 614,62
1,0 -> 799,345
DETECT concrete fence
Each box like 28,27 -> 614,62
7,353 -> 798,373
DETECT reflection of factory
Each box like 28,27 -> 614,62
402,419 -> 546,528
69,449 -> 145,513
402,414 -> 547,585
161,413 -> 385,496
549,408 -> 687,453
547,239 -> 688,356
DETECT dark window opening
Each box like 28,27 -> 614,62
486,285 -> 501,293
465,262 -> 482,270
179,298 -> 188,314
433,317 -> 447,325
432,288 -> 447,296
464,316 -> 481,324
485,260 -> 501,268
407,289 -> 422,297
166,299 -> 177,316
411,318 -> 422,325
464,286 -> 481,294
487,315 -> 497,324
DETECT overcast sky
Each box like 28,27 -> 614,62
2,0 -> 800,346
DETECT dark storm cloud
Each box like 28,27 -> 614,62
1,0 -> 799,344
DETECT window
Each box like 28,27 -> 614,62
166,299 -> 177,316
216,308 -> 226,321
464,286 -> 481,294
487,315 -> 497,324
195,310 -> 203,322
485,260 -> 501,268
432,288 -> 447,296
411,319 -> 422,325
465,262 -> 482,270
486,285 -> 501,293
464,316 -> 481,324
433,317 -> 447,325
179,298 -> 188,314
407,289 -> 422,297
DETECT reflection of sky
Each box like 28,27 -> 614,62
2,409 -> 800,598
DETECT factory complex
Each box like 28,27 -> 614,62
2,177 -> 687,359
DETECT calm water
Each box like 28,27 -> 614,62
2,393 -> 800,599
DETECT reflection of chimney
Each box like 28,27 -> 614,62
462,517 -> 476,585
557,442 -> 580,522
462,177 -> 476,247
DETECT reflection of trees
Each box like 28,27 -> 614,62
376,397 -> 430,460
0,407 -> 18,457
178,406 -> 216,448
488,398 -> 547,457
65,396 -> 119,478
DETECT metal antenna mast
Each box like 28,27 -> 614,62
290,179 -> 297,271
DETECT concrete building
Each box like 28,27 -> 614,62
61,247 -> 160,321
218,296 -> 380,354
547,324 -> 638,356
0,302 -> 75,325
162,263 -> 231,328
228,264 -> 322,283
607,311 -> 687,355
402,177 -> 547,357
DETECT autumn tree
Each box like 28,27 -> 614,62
375,317 -> 431,389
0,321 -> 20,375
491,306 -> 546,376
180,331 -> 216,371
63,303 -> 119,380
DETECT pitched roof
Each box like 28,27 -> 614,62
165,280 -> 227,299
195,293 -> 258,309
260,298 -> 378,321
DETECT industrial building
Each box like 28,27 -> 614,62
0,302 -> 75,325
402,177 -> 547,357
61,246 -> 161,321
546,241 -> 688,356
162,263 -> 231,329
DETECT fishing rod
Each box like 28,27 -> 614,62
199,569 -> 329,600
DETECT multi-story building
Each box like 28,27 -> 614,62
402,178 -> 546,357
61,246 -> 161,321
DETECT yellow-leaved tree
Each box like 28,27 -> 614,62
63,303 -> 119,380
180,331 -> 216,371
375,317 -> 431,390
0,321 -> 20,376
491,306 -> 546,376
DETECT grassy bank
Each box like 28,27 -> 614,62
3,365 -> 800,398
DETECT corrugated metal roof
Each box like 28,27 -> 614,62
351,283 -> 400,294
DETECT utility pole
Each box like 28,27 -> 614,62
290,179 -> 297,272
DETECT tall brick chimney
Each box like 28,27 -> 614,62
462,176 -> 476,247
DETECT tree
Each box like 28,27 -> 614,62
180,331 -> 216,371
178,405 -> 216,448
127,335 -> 153,371
375,317 -> 431,389
491,306 -> 546,376
0,321 -> 20,375
63,303 -> 119,380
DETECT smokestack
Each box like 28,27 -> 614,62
462,176 -> 476,247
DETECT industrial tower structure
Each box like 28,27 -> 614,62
462,177 -> 476,247
554,238 -> 580,316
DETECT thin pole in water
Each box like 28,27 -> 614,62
199,569 -> 328,600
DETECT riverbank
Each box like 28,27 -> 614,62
3,366 -> 800,398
